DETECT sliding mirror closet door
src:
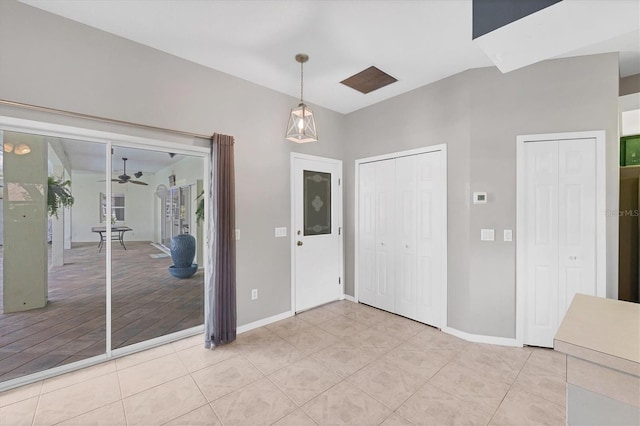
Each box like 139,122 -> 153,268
0,131 -> 107,382
110,146 -> 204,351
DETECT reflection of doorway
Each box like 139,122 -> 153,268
161,185 -> 191,248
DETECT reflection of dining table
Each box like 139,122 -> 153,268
91,226 -> 132,252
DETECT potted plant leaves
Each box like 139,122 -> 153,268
47,176 -> 74,218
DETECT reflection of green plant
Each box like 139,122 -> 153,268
196,190 -> 204,224
48,176 -> 74,218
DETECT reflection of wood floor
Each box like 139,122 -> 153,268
0,242 -> 203,383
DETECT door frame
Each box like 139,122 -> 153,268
290,153 -> 344,313
354,144 -> 448,329
516,130 -> 606,347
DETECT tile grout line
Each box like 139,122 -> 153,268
388,339 -> 463,419
29,381 -> 43,426
263,373 -> 303,424
513,349 -> 568,408
118,369 -> 192,402
115,365 -> 129,426
262,332 -> 361,426
121,399 -> 129,426
485,347 -> 535,425
39,362 -> 116,397
159,375 -> 214,426
191,353 -> 259,403
321,327 -> 424,419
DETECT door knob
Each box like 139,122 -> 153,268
297,241 -> 303,246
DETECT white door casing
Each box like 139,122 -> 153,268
355,145 -> 447,329
517,131 -> 605,348
291,154 -> 343,313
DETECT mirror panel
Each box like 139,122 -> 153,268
0,131 -> 107,381
110,146 -> 204,350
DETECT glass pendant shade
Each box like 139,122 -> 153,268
286,102 -> 318,143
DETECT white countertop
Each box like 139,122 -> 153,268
554,294 -> 639,375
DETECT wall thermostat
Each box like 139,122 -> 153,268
473,192 -> 488,204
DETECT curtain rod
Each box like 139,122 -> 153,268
0,99 -> 212,140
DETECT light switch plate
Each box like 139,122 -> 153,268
480,229 -> 495,241
275,227 -> 287,237
503,229 -> 513,242
235,229 -> 240,240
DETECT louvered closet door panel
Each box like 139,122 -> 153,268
374,159 -> 396,312
395,155 -> 417,319
358,162 -> 377,306
524,141 -> 560,347
415,151 -> 443,326
558,138 -> 597,320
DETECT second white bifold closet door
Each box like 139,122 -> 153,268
358,150 -> 444,327
523,138 -> 597,347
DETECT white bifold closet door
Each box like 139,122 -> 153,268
358,151 -> 444,327
523,138 -> 597,347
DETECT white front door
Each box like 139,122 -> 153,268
523,138 -> 597,347
292,155 -> 343,312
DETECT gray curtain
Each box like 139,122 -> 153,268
205,133 -> 236,348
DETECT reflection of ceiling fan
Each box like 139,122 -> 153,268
112,157 -> 148,185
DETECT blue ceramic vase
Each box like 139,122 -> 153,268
170,234 -> 196,267
169,234 -> 198,278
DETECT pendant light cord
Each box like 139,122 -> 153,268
300,60 -> 304,103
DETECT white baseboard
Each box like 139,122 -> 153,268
237,311 -> 294,334
442,326 -> 521,347
343,294 -> 356,303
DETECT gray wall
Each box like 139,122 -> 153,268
344,54 -> 619,338
620,74 -> 640,96
0,1 -> 620,339
0,0 -> 346,326
342,72 -> 473,328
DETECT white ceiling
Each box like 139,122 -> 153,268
0,134 -> 186,177
474,0 -> 640,73
18,0 -> 640,114
58,139 -> 189,176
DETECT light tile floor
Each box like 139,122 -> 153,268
0,301 -> 567,425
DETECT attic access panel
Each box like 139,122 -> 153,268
340,66 -> 398,94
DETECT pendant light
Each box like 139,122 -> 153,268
286,53 -> 318,143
